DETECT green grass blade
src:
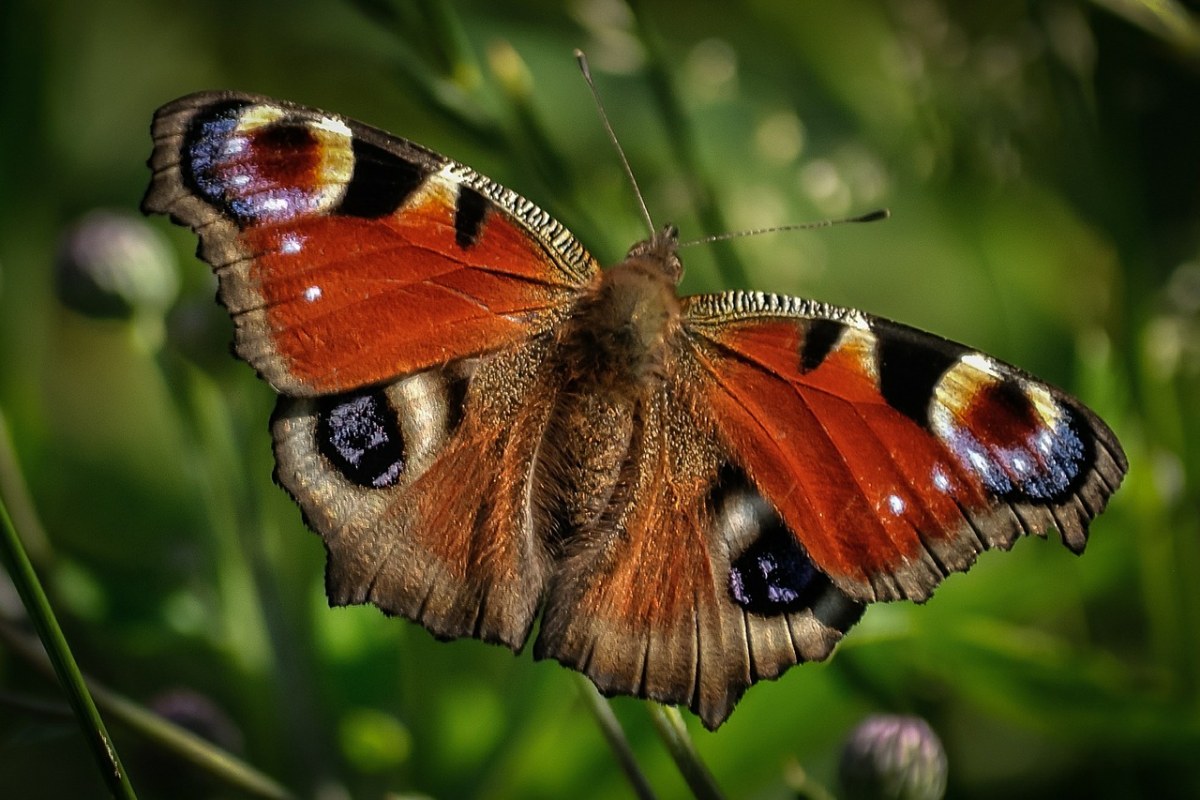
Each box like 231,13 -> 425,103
0,620 -> 296,800
0,484 -> 137,799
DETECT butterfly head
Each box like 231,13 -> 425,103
625,224 -> 682,285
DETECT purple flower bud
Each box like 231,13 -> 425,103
839,714 -> 948,800
150,688 -> 243,753
56,210 -> 178,319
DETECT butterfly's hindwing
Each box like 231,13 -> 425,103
272,338 -> 561,648
534,374 -> 863,730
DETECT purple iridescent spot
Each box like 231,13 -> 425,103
729,528 -> 820,614
186,107 -> 243,207
184,105 -> 328,224
315,391 -> 405,489
942,400 -> 1086,501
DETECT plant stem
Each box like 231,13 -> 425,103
0,492 -> 137,799
648,705 -> 725,800
0,618 -> 296,800
575,675 -> 658,800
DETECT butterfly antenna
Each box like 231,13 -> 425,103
575,49 -> 656,236
679,208 -> 890,248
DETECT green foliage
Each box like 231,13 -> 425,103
1,0 -> 1198,797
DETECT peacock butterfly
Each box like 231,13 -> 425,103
141,85 -> 1126,729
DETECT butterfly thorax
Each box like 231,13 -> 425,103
557,226 -> 683,392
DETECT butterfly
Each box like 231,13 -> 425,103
142,90 -> 1126,730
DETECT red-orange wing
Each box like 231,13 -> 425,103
143,92 -> 598,395
681,292 -> 1127,603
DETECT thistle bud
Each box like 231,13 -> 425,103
55,209 -> 179,320
838,714 -> 948,800
150,688 -> 243,753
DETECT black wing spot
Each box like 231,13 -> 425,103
339,137 -> 426,218
443,372 -> 471,435
729,525 -> 826,615
876,320 -> 967,426
316,390 -> 406,488
711,465 -> 835,616
182,100 -> 253,217
454,185 -> 489,249
800,318 -> 845,372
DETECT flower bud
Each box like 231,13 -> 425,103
839,714 -> 948,800
150,688 -> 243,753
56,209 -> 179,320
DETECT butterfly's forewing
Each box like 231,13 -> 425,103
143,92 -> 599,647
681,292 -> 1127,603
143,92 -> 598,396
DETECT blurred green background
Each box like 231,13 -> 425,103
1,0 -> 1198,797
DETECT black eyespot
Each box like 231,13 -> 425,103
183,101 -> 251,213
711,465 -> 831,615
316,390 -> 405,488
729,523 -> 824,615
